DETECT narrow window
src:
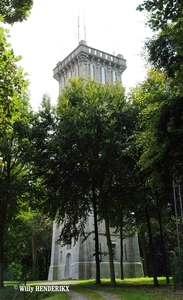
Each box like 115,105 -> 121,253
90,63 -> 95,79
60,251 -> 62,263
99,243 -> 102,262
112,243 -> 116,260
62,76 -> 64,87
101,67 -> 106,84
111,70 -> 116,83
124,244 -> 127,261
75,66 -> 78,77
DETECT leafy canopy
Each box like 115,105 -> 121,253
0,0 -> 33,24
138,0 -> 183,77
137,0 -> 183,31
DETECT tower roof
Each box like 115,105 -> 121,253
53,41 -> 127,82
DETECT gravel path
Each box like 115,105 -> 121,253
67,290 -> 87,300
95,290 -> 121,300
67,289 -> 121,299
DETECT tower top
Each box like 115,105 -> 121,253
53,43 -> 127,93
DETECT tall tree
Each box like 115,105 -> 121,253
32,79 -> 129,286
129,69 -> 179,285
0,26 -> 30,288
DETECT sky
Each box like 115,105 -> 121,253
6,0 -> 152,109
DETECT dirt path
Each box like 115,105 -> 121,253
95,290 -> 121,300
68,289 -> 121,299
67,290 -> 87,300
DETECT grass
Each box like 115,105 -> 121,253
25,291 -> 69,300
72,277 -> 183,300
74,277 -> 173,285
1,277 -> 183,300
0,285 -> 13,299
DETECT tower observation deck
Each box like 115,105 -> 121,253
53,40 -> 127,93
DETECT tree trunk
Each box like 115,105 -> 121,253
120,225 -> 124,280
92,187 -> 101,284
158,211 -> 170,284
0,226 -> 4,289
145,206 -> 159,287
0,194 -> 8,289
139,231 -> 149,277
103,202 -> 116,286
32,236 -> 38,280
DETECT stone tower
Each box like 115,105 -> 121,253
53,40 -> 127,93
48,41 -> 144,280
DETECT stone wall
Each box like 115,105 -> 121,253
48,217 -> 144,280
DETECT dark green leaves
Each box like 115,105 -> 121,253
0,0 -> 33,24
137,0 -> 183,31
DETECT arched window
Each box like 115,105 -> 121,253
65,253 -> 71,278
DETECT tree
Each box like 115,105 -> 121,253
137,0 -> 183,185
136,0 -> 183,177
137,1 -> 183,77
4,209 -> 52,281
32,79 -> 129,286
30,212 -> 52,280
128,69 -> 180,286
0,26 -> 30,288
0,0 -> 33,24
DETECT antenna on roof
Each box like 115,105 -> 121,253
83,15 -> 87,44
78,11 -> 80,44
74,11 -> 81,44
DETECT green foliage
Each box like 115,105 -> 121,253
0,24 -> 32,288
32,80 -> 128,241
31,79 -> 132,285
145,33 -> 182,77
4,210 -> 52,281
129,69 -> 179,285
137,0 -> 183,79
0,27 -> 29,125
0,0 -> 33,24
137,0 -> 183,31
129,70 -> 168,184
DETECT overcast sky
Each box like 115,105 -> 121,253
6,0 -> 152,109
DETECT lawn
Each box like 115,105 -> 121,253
1,277 -> 183,300
72,278 -> 183,300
